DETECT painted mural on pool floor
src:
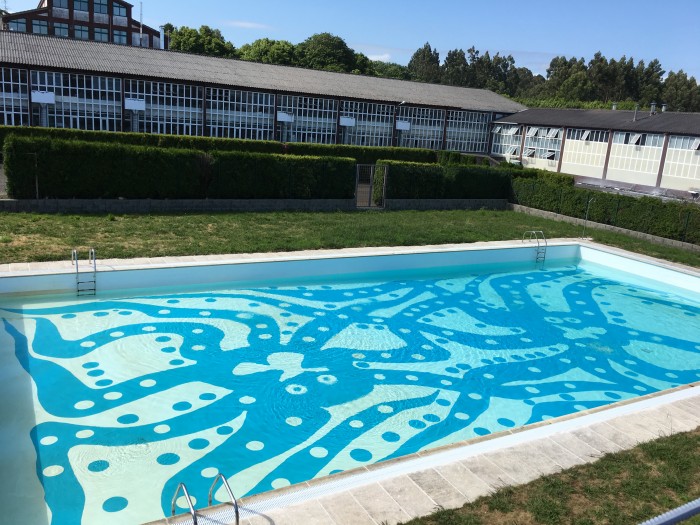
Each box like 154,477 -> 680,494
1,264 -> 699,524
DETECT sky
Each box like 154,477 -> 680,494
6,0 -> 700,79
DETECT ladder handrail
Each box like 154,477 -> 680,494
171,483 -> 198,525
522,230 -> 547,246
208,473 -> 239,524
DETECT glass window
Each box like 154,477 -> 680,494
54,0 -> 68,7
8,19 -> 27,32
113,30 -> 127,44
54,22 -> 69,37
112,2 -> 126,16
74,0 -> 89,10
74,25 -> 89,39
32,20 -> 49,34
94,27 -> 108,41
94,0 -> 108,13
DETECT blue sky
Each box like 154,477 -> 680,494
7,0 -> 700,79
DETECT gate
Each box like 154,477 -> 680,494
356,164 -> 386,209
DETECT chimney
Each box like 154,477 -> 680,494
650,102 -> 657,115
612,103 -> 618,111
633,104 -> 639,122
662,104 -> 668,113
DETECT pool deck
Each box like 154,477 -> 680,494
2,240 -> 699,525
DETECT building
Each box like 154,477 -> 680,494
0,31 -> 524,151
492,108 -> 700,194
0,0 -> 161,48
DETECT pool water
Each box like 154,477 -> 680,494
1,259 -> 699,525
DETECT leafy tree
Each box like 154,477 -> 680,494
663,70 -> 700,112
637,59 -> 665,107
352,52 -> 374,75
295,33 -> 356,73
167,25 -> 237,58
239,38 -> 296,66
370,60 -> 410,80
442,49 -> 470,87
408,42 -> 441,83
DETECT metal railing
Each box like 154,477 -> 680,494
171,483 -> 197,525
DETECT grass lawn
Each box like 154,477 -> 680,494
403,428 -> 700,525
1,209 -> 699,267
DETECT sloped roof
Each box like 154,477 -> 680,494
495,108 -> 700,135
0,31 -> 525,113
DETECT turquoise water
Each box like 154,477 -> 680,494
1,259 -> 699,524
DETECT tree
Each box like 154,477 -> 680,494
408,42 -> 441,83
637,59 -> 665,107
352,52 -> 374,75
167,25 -> 237,58
371,60 -> 410,80
441,49 -> 469,87
663,71 -> 700,112
295,33 -> 356,73
239,38 -> 296,66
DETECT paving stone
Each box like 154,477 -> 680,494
572,427 -> 623,454
487,442 -> 565,484
318,492 -> 376,525
460,455 -> 516,490
588,421 -> 644,449
262,500 -> 333,525
643,406 -> 699,433
550,433 -> 602,462
606,415 -> 665,443
380,475 -> 439,519
434,461 -> 493,502
351,483 -> 411,525
526,437 -> 587,470
665,403 -> 700,427
408,469 -> 466,510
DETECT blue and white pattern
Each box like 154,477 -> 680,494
1,263 -> 699,525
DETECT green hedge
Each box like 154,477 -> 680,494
0,125 -> 438,165
437,151 -> 491,166
373,160 -> 512,203
4,136 -> 204,199
3,135 -> 357,199
208,151 -> 356,199
512,178 -> 700,245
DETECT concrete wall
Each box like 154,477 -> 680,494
384,199 -> 509,211
561,139 -> 608,179
661,148 -> 700,191
521,157 -> 558,171
606,143 -> 662,186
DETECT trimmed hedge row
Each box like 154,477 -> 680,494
0,125 -> 437,165
209,151 -> 356,199
3,135 -> 356,199
436,151 -> 492,166
373,160 -> 512,202
512,177 -> 700,245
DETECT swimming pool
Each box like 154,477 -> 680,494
1,243 -> 699,525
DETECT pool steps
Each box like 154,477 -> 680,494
170,473 -> 240,525
522,230 -> 548,264
71,247 -> 97,296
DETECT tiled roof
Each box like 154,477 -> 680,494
0,32 -> 526,113
495,108 -> 700,135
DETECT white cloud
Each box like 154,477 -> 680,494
223,20 -> 273,30
368,53 -> 392,63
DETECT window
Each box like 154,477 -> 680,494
581,130 -> 591,141
74,0 -> 89,10
112,2 -> 126,16
113,30 -> 127,44
74,25 -> 89,39
693,138 -> 700,151
94,27 -> 108,41
54,22 -> 69,37
630,133 -> 642,145
492,126 -> 501,134
94,0 -> 108,13
8,19 -> 27,32
524,149 -> 535,157
32,20 -> 48,34
547,128 -> 560,139
526,127 -> 538,137
54,0 -> 68,7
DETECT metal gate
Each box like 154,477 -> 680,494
356,164 -> 386,209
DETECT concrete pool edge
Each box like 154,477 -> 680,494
153,382 -> 700,525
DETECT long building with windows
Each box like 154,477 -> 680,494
0,31 -> 524,151
492,108 -> 700,194
0,0 -> 161,48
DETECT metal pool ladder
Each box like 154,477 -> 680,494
523,231 -> 547,264
71,248 -> 97,296
171,473 -> 239,525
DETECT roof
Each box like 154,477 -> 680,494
494,108 -> 700,136
0,32 -> 525,113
